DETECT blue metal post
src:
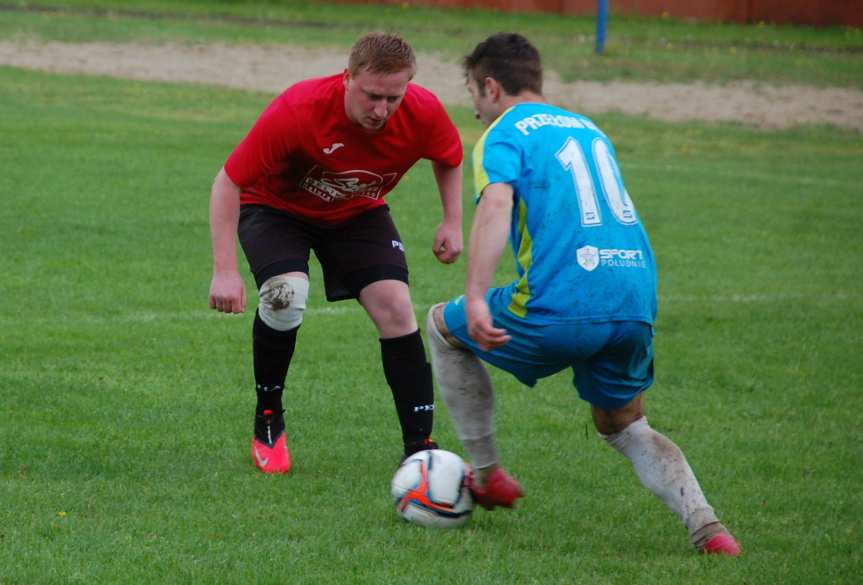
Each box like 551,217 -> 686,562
596,0 -> 608,55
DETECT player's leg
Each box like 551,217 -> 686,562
359,279 -> 438,458
320,207 -> 436,459
425,304 -> 497,468
581,321 -> 740,555
595,399 -> 740,555
426,303 -> 523,509
254,272 -> 308,416
238,205 -> 314,474
249,270 -> 309,473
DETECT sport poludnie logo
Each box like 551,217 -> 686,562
577,246 -> 647,271
577,245 -> 599,271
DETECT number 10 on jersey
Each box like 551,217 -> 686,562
555,136 -> 638,227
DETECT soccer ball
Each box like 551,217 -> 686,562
391,449 -> 474,528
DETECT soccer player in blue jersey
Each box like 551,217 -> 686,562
425,33 -> 740,556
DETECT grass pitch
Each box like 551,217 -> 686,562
1,3 -> 862,585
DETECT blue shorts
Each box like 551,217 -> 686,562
442,291 -> 654,411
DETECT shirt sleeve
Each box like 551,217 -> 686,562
472,125 -> 521,200
223,95 -> 299,188
421,96 -> 463,168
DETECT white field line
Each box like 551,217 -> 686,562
0,292 -> 856,327
660,292 -> 858,303
622,161 -> 855,189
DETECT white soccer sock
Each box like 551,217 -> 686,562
602,417 -> 719,540
425,310 -> 499,469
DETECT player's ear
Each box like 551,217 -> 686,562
485,77 -> 502,102
342,68 -> 351,87
482,76 -> 493,97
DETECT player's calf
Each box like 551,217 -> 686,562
601,416 -> 739,554
426,305 -> 499,469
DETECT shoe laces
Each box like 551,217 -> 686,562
263,409 -> 274,445
255,408 -> 285,447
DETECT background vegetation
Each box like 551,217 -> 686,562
2,0 -> 862,86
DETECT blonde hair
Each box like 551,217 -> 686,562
348,32 -> 416,77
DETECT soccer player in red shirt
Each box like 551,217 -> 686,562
208,33 -> 463,474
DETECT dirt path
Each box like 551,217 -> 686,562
3,39 -> 862,131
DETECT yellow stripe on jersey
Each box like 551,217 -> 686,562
508,197 -> 533,318
472,130 -> 491,197
471,107 -> 514,199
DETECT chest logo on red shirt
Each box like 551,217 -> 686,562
300,166 -> 398,203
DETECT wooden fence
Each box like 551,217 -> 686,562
336,0 -> 863,27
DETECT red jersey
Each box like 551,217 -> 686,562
224,74 -> 463,224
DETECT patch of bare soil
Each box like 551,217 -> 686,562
2,40 -> 861,131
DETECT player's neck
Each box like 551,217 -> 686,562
499,91 -> 545,111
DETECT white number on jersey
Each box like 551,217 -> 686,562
555,136 -> 638,227
555,136 -> 601,226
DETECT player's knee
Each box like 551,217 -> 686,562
425,304 -> 445,346
592,395 -> 645,436
258,274 -> 309,331
385,297 -> 417,330
426,303 -> 463,350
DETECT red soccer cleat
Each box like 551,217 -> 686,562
469,467 -> 524,510
702,532 -> 742,557
251,409 -> 291,474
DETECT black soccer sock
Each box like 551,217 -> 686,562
253,311 -> 299,416
380,330 -> 435,446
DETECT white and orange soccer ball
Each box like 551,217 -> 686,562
391,449 -> 474,528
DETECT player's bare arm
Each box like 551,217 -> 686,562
465,182 -> 513,350
208,167 -> 246,314
431,160 -> 464,264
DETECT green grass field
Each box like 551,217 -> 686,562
2,2 -> 862,584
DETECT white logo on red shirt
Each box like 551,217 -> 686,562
300,167 -> 397,203
323,142 -> 344,155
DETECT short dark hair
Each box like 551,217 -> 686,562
462,33 -> 542,96
348,32 -> 416,77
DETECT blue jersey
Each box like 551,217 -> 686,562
473,102 -> 657,324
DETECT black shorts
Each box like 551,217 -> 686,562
238,204 -> 409,301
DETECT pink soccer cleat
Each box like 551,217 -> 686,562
702,531 -> 742,557
469,467 -> 524,510
251,409 -> 291,474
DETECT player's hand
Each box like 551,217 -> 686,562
433,221 -> 463,264
466,297 -> 510,351
209,269 -> 246,314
